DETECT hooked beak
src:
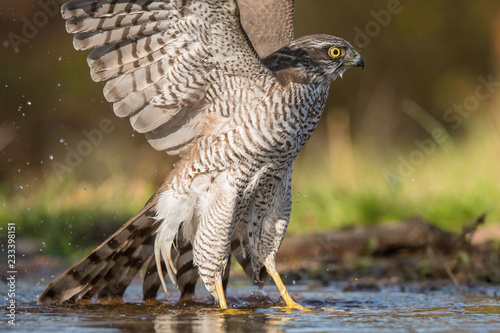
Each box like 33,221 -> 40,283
349,50 -> 364,69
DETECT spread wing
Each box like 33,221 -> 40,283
237,0 -> 294,58
62,0 -> 276,155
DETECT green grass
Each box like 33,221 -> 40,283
289,107 -> 500,234
2,107 -> 499,256
0,173 -> 156,257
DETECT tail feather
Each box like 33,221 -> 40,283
171,233 -> 199,299
91,233 -> 156,301
77,238 -> 136,301
232,239 -> 268,285
38,194 -> 159,305
142,254 -> 166,301
142,227 -> 200,301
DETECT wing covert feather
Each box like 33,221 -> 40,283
237,0 -> 294,58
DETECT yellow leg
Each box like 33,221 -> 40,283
268,270 -> 306,310
215,281 -> 228,309
214,280 -> 253,314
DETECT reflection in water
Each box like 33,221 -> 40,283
154,310 -> 284,333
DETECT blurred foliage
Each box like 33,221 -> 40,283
1,1 -> 500,254
289,106 -> 500,233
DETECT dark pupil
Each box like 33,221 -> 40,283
333,49 -> 339,55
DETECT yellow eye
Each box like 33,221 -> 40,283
328,47 -> 344,59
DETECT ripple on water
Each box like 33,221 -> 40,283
2,281 -> 500,333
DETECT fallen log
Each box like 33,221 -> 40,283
277,217 -> 459,265
276,216 -> 500,284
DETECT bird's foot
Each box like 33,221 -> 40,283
282,297 -> 308,311
267,270 -> 310,311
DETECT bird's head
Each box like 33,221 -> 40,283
263,34 -> 364,85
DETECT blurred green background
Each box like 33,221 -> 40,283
1,1 -> 499,256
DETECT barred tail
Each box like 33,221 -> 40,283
38,193 -> 160,305
231,239 -> 268,285
38,191 -> 267,305
143,226 -> 201,302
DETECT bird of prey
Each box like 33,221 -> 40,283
38,0 -> 363,309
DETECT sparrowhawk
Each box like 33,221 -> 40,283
38,0 -> 364,309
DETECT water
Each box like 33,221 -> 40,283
2,280 -> 499,332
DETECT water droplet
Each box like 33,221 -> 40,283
19,185 -> 23,189
68,243 -> 71,246
27,101 -> 31,106
292,280 -> 296,285
59,138 -> 64,143
83,188 -> 87,192
48,155 -> 53,160
295,202 -> 298,205
58,56 -> 62,61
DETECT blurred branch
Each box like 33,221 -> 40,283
0,122 -> 17,152
403,99 -> 458,156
